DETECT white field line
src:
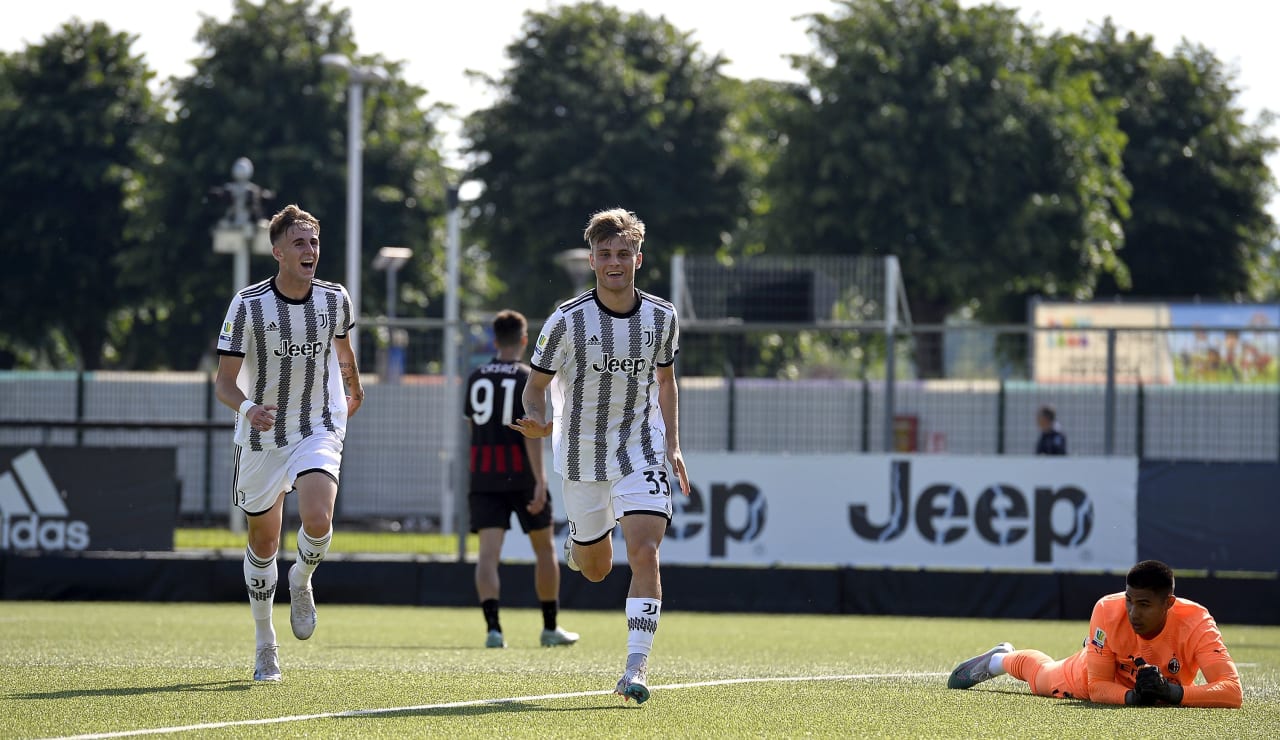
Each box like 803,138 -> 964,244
40,671 -> 949,740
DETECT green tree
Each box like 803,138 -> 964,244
764,0 -> 1131,361
719,77 -> 806,258
0,21 -> 161,369
119,0 -> 449,370
463,1 -> 745,316
1057,21 -> 1278,300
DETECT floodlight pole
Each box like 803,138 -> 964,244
443,185 -> 462,538
344,76 -> 363,359
883,257 -> 899,452
321,53 -> 385,363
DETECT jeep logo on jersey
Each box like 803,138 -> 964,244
591,353 -> 649,376
0,450 -> 90,551
273,339 -> 324,358
847,459 -> 1093,563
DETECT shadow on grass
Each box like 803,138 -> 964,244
327,644 -> 541,651
9,680 -> 250,700
974,687 -> 1132,710
339,700 -> 639,721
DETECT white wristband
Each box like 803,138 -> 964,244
239,399 -> 256,417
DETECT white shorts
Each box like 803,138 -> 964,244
562,464 -> 674,544
232,432 -> 343,515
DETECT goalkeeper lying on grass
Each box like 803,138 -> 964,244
948,559 -> 1242,708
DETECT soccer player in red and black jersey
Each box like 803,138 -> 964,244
464,309 -> 577,649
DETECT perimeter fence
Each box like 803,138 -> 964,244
2,318 -> 1275,542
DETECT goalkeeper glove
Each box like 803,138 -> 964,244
1134,662 -> 1184,705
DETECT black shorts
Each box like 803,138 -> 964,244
469,488 -> 553,534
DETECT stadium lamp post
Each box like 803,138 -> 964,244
442,181 -> 482,548
211,157 -> 272,294
373,246 -> 412,319
320,53 -> 386,362
210,156 -> 271,534
555,247 -> 593,295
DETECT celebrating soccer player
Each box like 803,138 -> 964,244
948,559 -> 1242,707
509,207 -> 690,704
214,204 -> 364,682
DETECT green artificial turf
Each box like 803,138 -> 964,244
2,602 -> 1277,738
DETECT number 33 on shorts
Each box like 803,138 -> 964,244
643,470 -> 671,496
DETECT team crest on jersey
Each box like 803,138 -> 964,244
1091,628 -> 1106,649
1167,657 -> 1180,674
318,313 -> 329,329
643,326 -> 655,347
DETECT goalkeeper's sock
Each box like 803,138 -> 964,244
625,598 -> 661,657
244,546 -> 278,647
291,526 -> 332,590
989,652 -> 1009,676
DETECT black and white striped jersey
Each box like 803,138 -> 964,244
216,277 -> 355,451
530,289 -> 679,482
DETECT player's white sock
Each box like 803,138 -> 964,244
291,526 -> 332,589
990,652 -> 1008,675
244,546 -> 278,647
625,598 -> 661,657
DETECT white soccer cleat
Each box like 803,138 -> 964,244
947,642 -> 1013,689
540,626 -> 580,647
485,630 -> 507,649
253,644 -> 282,682
615,655 -> 650,704
563,534 -> 580,572
289,564 -> 317,641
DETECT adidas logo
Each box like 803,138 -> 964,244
588,334 -> 601,345
0,450 -> 90,551
266,321 -> 280,332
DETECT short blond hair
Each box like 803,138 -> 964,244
583,208 -> 645,250
269,204 -> 320,245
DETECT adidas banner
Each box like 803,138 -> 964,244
0,447 -> 176,552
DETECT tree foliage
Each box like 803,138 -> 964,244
765,0 -> 1132,331
0,21 -> 161,369
1052,21 -> 1279,300
463,1 -> 745,316
2,0 -> 1276,375
116,0 -> 449,369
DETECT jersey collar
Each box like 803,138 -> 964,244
271,276 -> 314,305
593,288 -> 642,319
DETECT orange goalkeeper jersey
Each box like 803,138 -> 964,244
1061,593 -> 1241,707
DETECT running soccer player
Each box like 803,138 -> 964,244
509,207 -> 690,704
465,309 -> 578,649
948,560 -> 1242,707
214,204 -> 364,683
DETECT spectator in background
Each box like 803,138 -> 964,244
1035,405 -> 1067,455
